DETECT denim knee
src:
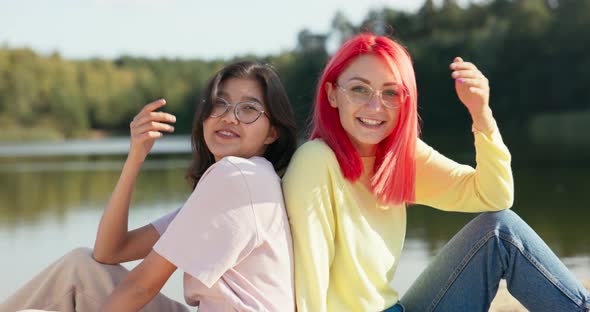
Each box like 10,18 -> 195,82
473,209 -> 522,233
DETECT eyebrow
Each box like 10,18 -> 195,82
346,76 -> 399,87
217,90 -> 263,104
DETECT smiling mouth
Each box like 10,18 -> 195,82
357,117 -> 385,126
216,130 -> 240,138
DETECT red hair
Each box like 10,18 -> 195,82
310,33 -> 420,205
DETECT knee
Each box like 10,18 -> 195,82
474,209 -> 524,234
61,247 -> 97,269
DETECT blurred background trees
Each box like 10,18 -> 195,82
1,0 -> 588,157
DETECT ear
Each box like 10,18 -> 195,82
264,125 -> 279,145
325,82 -> 338,108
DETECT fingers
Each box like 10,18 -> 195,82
141,99 -> 167,115
452,69 -> 485,80
456,78 -> 489,89
131,99 -> 176,127
129,99 -> 177,141
132,111 -> 176,129
456,75 -> 490,98
132,99 -> 170,123
138,131 -> 164,140
450,59 -> 476,70
131,120 -> 175,146
450,58 -> 488,82
145,131 -> 165,139
134,121 -> 175,135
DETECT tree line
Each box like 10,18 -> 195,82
1,0 -> 588,142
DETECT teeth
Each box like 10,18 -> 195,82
218,130 -> 237,137
359,118 -> 383,126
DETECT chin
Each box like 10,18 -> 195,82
357,138 -> 386,146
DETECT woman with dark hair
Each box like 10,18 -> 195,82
1,60 -> 297,312
282,33 -> 590,311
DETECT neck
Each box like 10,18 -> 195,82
359,155 -> 376,190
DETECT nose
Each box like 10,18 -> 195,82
366,91 -> 384,111
220,106 -> 239,124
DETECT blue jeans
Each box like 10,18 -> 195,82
386,209 -> 589,311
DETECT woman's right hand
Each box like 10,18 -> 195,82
128,99 -> 176,162
94,98 -> 174,264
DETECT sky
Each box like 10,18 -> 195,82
0,0 -> 432,60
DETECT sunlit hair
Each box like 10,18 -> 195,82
310,32 -> 420,205
187,61 -> 297,189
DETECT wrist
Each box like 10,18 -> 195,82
470,106 -> 495,135
126,151 -> 146,167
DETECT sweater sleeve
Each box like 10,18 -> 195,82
414,127 -> 514,212
282,142 -> 336,312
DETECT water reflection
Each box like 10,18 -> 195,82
406,165 -> 590,258
1,155 -> 588,258
0,156 -> 192,228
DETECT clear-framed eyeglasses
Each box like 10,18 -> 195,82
335,81 -> 408,109
209,97 -> 267,124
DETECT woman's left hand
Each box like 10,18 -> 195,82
450,57 -> 489,114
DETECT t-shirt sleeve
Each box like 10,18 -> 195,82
153,158 -> 259,288
282,142 -> 336,312
414,126 -> 514,212
151,208 -> 181,235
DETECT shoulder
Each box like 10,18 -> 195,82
415,138 -> 435,160
203,156 -> 279,186
288,139 -> 338,170
283,139 -> 341,188
295,139 -> 336,158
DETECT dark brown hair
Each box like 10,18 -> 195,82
186,60 -> 297,189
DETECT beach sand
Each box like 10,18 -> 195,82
489,279 -> 590,311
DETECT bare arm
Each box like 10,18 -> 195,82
100,250 -> 176,311
93,99 -> 176,264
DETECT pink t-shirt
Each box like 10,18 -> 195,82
152,156 -> 294,312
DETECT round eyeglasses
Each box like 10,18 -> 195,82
209,97 -> 267,124
335,81 -> 408,109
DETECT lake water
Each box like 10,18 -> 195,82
1,136 -> 589,306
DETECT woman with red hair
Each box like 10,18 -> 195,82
282,33 -> 589,311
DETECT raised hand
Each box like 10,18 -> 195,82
450,57 -> 495,133
450,57 -> 490,113
128,99 -> 176,162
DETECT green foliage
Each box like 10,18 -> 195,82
0,0 -> 588,141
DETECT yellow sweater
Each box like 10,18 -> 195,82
282,129 -> 514,312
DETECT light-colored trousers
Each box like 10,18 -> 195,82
0,247 -> 190,312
